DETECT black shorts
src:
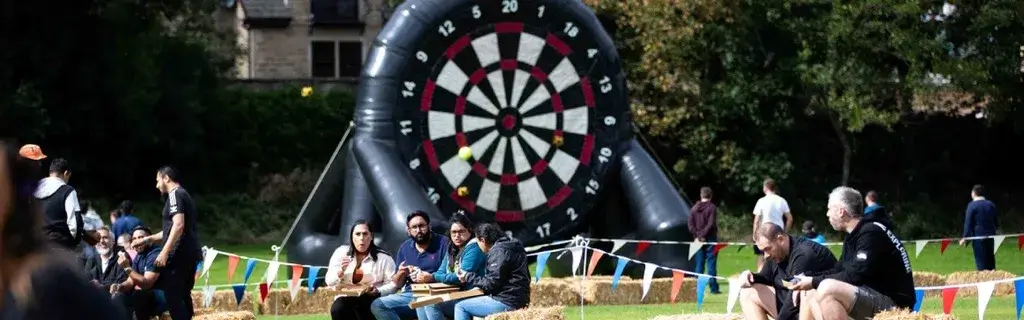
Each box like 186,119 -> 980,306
848,285 -> 897,320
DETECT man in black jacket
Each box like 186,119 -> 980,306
739,223 -> 837,320
455,223 -> 530,319
788,186 -> 916,320
85,226 -> 130,317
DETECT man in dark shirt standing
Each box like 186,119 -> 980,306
959,184 -> 998,270
370,210 -> 449,320
739,223 -> 837,320
789,186 -> 915,320
132,166 -> 200,320
687,186 -> 721,294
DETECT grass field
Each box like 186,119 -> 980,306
197,242 -> 1023,320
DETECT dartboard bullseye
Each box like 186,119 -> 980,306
394,0 -> 629,243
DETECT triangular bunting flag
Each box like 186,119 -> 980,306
712,243 -> 729,255
696,275 -> 710,312
610,240 -> 626,254
227,256 -> 240,283
726,278 -> 742,313
586,250 -> 604,278
611,257 -> 628,291
201,249 -> 218,277
534,252 -> 550,283
202,285 -> 215,308
194,262 -> 202,281
915,240 -> 928,258
1013,279 -> 1023,320
232,284 -> 246,307
941,287 -> 959,314
688,240 -> 703,260
569,247 -> 583,275
640,263 -> 656,301
993,235 -> 1007,255
913,289 -> 925,312
940,239 -> 952,255
669,271 -> 684,303
265,261 -> 281,286
307,266 -> 321,294
978,282 -> 995,320
635,241 -> 651,257
290,265 -> 304,301
258,282 -> 269,303
1017,235 -> 1023,252
735,244 -> 746,253
243,259 -> 257,284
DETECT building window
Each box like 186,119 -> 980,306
310,41 -> 363,78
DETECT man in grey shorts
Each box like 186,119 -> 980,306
786,187 -> 916,320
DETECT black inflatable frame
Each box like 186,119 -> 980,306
286,0 -> 696,283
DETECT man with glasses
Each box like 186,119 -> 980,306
370,210 -> 449,320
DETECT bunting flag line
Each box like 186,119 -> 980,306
913,290 -> 925,312
940,239 -> 952,255
611,258 -> 628,291
687,240 -> 703,260
695,275 -> 710,312
232,284 -> 245,307
265,260 -> 281,286
585,232 -> 1024,247
1014,279 -> 1023,320
669,271 -> 684,303
635,241 -> 651,257
610,240 -> 626,255
307,267 -> 322,294
569,247 -> 583,275
289,265 -> 304,301
534,252 -> 550,284
243,259 -> 257,284
941,287 -> 958,314
586,250 -> 604,278
226,256 -> 239,283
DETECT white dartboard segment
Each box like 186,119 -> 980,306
517,177 -> 547,210
476,179 -> 501,211
440,155 -> 473,188
469,130 -> 500,160
509,137 -> 531,174
467,87 -> 500,115
549,58 -> 580,92
516,33 -> 545,66
518,85 -> 550,114
488,137 -> 509,174
486,70 -> 509,108
471,33 -> 501,67
437,61 -> 469,95
523,112 -> 557,130
427,111 -> 456,139
562,107 -> 589,135
461,114 -> 496,133
510,69 -> 530,108
549,149 -> 581,183
518,130 -> 551,158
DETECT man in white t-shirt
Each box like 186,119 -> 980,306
751,178 -> 793,271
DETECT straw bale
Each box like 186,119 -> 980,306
191,290 -> 256,313
530,278 -> 582,307
647,313 -> 743,320
579,278 -> 698,305
485,306 -> 565,320
944,270 -> 1017,297
193,311 -> 257,320
912,271 -> 947,298
873,308 -> 957,320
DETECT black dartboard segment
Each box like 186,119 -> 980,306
393,0 -> 629,243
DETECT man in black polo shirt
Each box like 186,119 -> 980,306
739,222 -> 837,320
132,166 -> 200,320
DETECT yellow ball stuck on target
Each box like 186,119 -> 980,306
458,146 -> 473,160
457,186 -> 469,197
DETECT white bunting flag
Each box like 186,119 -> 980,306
915,240 -> 928,257
977,282 -> 994,320
570,247 -> 583,275
202,285 -> 216,308
992,235 -> 1006,254
641,263 -> 657,301
289,278 -> 302,301
726,278 -> 742,313
265,261 -> 281,285
688,239 -> 704,260
610,240 -> 626,254
201,249 -> 219,278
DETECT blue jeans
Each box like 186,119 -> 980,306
370,291 -> 416,320
415,299 -> 457,320
453,296 -> 513,320
693,237 -> 720,293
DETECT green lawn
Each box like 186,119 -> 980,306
197,242 -> 1023,320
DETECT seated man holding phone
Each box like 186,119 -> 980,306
739,223 -> 837,320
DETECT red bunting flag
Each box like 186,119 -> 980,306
669,271 -> 684,303
940,239 -> 952,255
258,282 -> 269,303
713,243 -> 729,255
941,287 -> 958,314
290,265 -> 304,289
227,256 -> 240,283
635,241 -> 651,257
1017,235 -> 1023,252
586,250 -> 604,278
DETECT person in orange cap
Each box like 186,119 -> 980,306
19,144 -> 47,161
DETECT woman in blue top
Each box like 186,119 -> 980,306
414,212 -> 486,320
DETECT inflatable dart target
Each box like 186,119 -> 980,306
287,0 -> 696,281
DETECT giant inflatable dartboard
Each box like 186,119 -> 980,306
393,0 -> 630,243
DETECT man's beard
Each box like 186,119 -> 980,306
96,246 -> 110,256
412,232 -> 431,245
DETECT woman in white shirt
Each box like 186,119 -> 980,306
327,220 -> 397,320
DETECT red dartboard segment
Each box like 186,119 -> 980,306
495,22 -> 523,34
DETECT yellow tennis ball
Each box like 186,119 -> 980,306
300,86 -> 314,97
457,186 -> 469,197
458,146 -> 473,160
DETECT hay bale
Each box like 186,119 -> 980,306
647,313 -> 743,320
579,278 -> 698,305
944,270 -> 1017,297
485,306 -> 565,320
193,311 -> 257,320
530,278 -> 583,307
256,287 -> 353,315
913,271 -> 947,298
191,289 -> 256,313
873,308 -> 957,320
